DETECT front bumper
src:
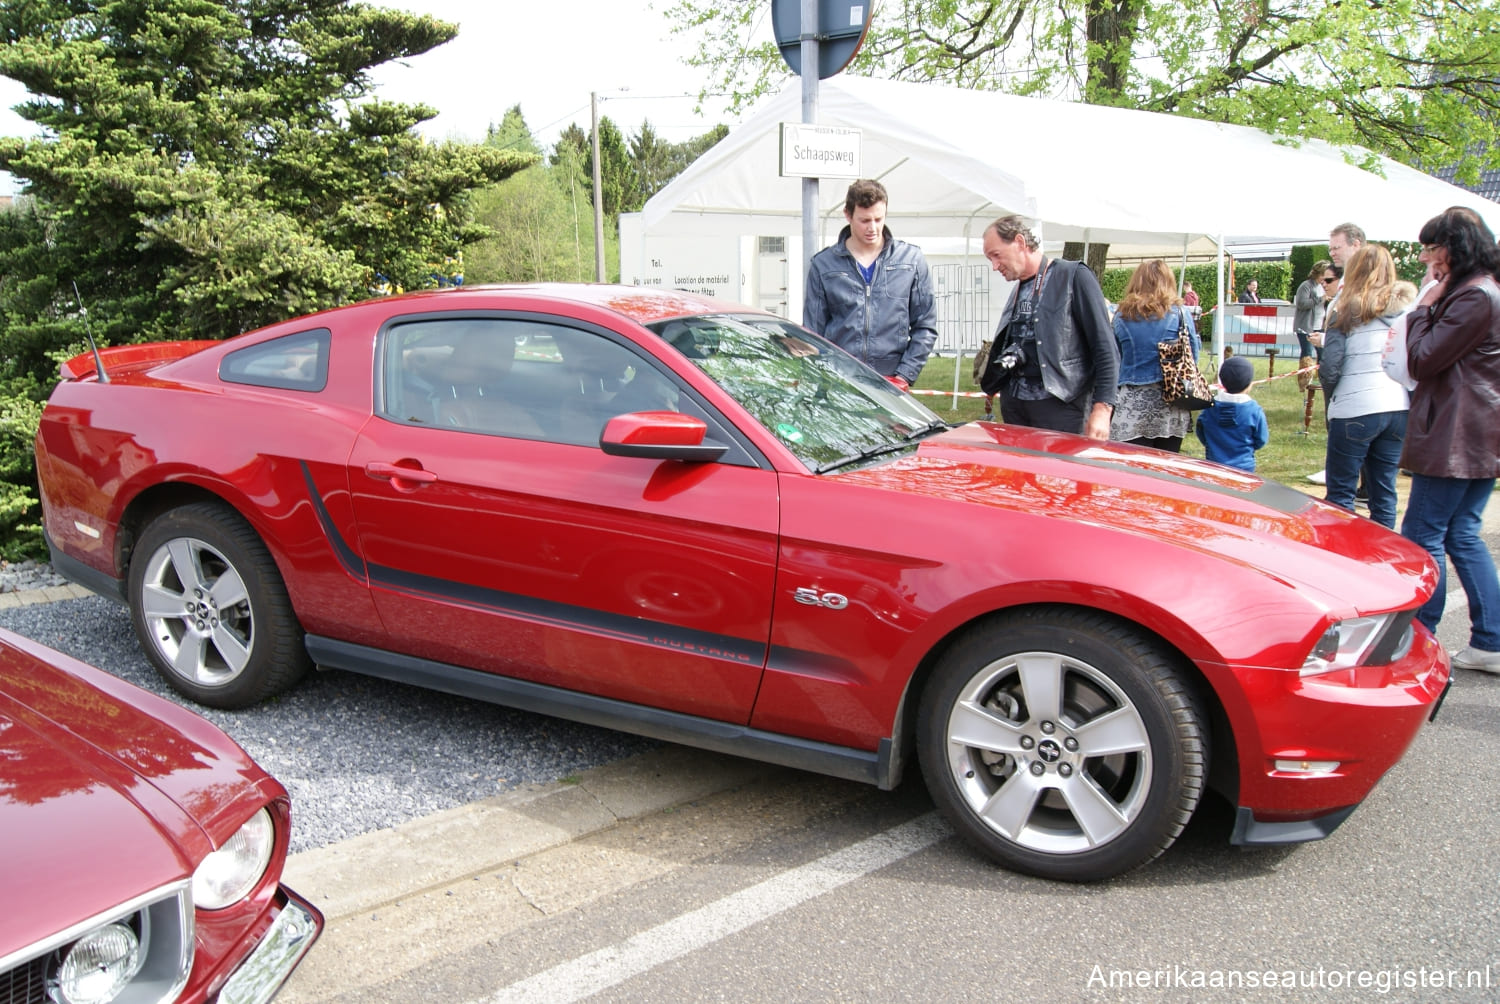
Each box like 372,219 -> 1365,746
218,887 -> 322,1004
1223,625 -> 1449,842
1230,805 -> 1357,845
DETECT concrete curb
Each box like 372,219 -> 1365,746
0,583 -> 93,608
281,745 -> 774,924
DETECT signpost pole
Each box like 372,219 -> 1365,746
800,0 -> 819,280
591,91 -> 606,282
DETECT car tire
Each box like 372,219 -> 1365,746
128,502 -> 310,709
917,608 -> 1206,882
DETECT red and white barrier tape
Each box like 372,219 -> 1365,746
909,361 -> 1319,400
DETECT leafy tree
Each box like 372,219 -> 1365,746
486,104 -> 543,156
630,121 -> 675,206
550,116 -> 639,217
670,123 -> 729,174
549,136 -> 595,279
467,114 -> 729,284
465,165 -> 581,282
594,116 -> 638,216
552,124 -> 591,169
0,201 -> 69,558
666,0 -> 1500,183
629,121 -> 729,206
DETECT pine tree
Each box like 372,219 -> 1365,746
0,0 -> 536,342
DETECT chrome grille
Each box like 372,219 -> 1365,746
0,955 -> 48,1004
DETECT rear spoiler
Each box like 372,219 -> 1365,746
59,340 -> 218,381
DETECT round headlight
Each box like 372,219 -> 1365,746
55,922 -> 142,1004
192,807 -> 275,910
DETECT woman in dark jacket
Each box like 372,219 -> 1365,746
1400,207 -> 1500,673
1292,259 -> 1336,360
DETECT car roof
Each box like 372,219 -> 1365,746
377,283 -> 765,327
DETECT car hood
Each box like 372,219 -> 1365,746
846,422 -> 1435,611
0,630 -> 274,959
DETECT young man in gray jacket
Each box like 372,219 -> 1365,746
803,179 -> 938,390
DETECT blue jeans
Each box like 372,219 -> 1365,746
1325,410 -> 1406,529
1296,330 -> 1319,360
1401,475 -> 1500,649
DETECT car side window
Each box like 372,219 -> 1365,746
380,318 -> 685,445
548,328 -> 682,446
220,329 -> 330,391
382,318 -> 554,437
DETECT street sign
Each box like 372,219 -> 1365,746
771,0 -> 873,79
780,124 -> 861,178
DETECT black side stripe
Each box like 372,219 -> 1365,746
299,461 -> 767,668
301,462 -> 368,580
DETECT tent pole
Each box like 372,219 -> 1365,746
952,219 -> 971,410
1178,238 -> 1189,295
1214,236 -> 1226,370
954,204 -> 998,412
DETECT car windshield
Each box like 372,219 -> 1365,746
647,314 -> 946,472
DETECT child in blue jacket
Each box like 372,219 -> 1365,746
1195,356 -> 1269,471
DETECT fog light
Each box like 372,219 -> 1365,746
1274,759 -> 1340,774
55,922 -> 142,1004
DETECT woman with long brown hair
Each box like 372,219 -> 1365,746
1318,245 -> 1414,527
1109,260 -> 1199,452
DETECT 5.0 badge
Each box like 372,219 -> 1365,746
794,587 -> 849,610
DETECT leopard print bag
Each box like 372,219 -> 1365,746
1157,307 -> 1214,410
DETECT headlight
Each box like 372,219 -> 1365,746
1301,614 -> 1392,676
53,923 -> 142,1004
193,807 -> 275,910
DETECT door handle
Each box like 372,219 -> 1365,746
364,461 -> 438,488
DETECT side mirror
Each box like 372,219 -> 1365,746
599,411 -> 729,463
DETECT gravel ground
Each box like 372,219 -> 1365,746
0,559 -> 70,592
0,593 -> 657,853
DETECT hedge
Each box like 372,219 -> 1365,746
1098,239 -> 1426,310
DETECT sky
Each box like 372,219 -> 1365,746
0,0 -> 771,195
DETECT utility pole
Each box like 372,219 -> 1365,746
591,91 -> 606,282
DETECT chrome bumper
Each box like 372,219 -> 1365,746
219,888 -> 323,1004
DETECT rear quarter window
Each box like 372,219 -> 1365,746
220,329 -> 331,391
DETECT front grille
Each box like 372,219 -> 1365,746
0,954 -> 48,1004
0,882 -> 193,1004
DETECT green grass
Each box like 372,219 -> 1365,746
912,353 -> 1327,489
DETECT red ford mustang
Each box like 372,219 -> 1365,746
0,627 -> 320,1002
34,284 -> 1449,881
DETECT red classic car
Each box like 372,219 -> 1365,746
0,627 -> 320,1003
34,284 -> 1449,881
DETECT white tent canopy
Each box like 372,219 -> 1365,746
643,75 -> 1500,249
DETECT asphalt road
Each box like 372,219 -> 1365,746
284,666 -> 1500,1004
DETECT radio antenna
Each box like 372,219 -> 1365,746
71,281 -> 109,383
